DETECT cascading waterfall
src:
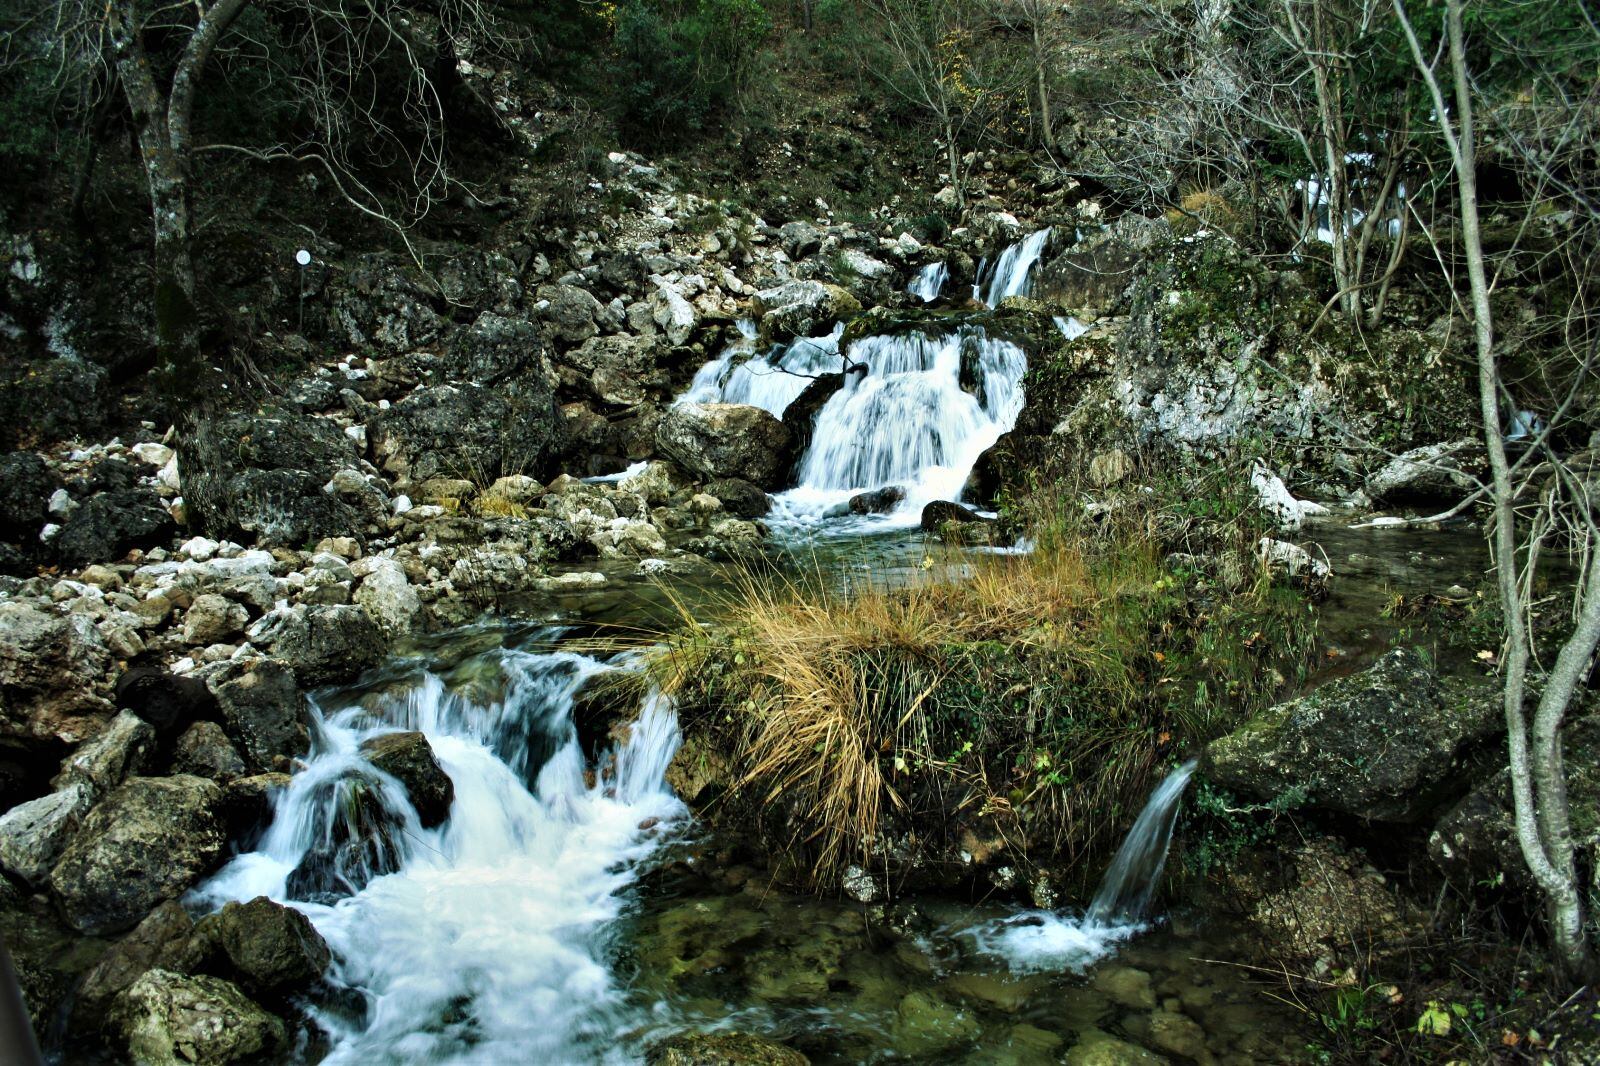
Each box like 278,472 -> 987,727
1054,315 -> 1089,341
772,327 -> 1027,529
970,759 -> 1200,974
973,227 -> 1051,307
680,323 -> 843,417
194,641 -> 685,1064
908,261 -> 948,303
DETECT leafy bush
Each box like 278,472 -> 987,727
613,0 -> 773,146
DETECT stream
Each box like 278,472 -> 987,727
189,230 -> 1492,1063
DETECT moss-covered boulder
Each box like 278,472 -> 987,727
1204,648 -> 1499,822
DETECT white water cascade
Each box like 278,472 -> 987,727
970,759 -> 1199,974
193,642 -> 685,1064
908,261 -> 948,303
772,327 -> 1027,530
680,323 -> 844,417
973,227 -> 1051,307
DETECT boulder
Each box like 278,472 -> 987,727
50,775 -> 225,935
1205,648 -> 1499,822
920,500 -> 987,531
178,410 -> 364,546
778,220 -> 824,258
752,280 -> 861,344
172,721 -> 248,782
446,311 -> 548,385
0,782 -> 94,886
706,478 -> 771,519
651,280 -> 699,347
537,283 -> 604,345
0,451 -> 55,539
332,253 -> 444,353
76,901 -> 207,1025
54,710 -> 155,797
849,486 -> 906,515
648,1030 -> 810,1065
182,593 -> 249,646
0,600 -> 114,754
354,558 -> 425,637
656,403 -> 795,490
1365,438 -> 1485,506
370,381 -> 564,485
112,969 -> 286,1066
54,489 -> 176,569
246,604 -> 385,687
1036,213 -> 1170,314
205,658 -> 309,771
0,356 -> 109,452
114,668 -> 217,738
194,896 -> 331,996
360,731 -> 454,828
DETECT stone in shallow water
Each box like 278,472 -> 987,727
647,1030 -> 810,1065
891,990 -> 982,1057
1094,966 -> 1157,1010
1063,1029 -> 1169,1065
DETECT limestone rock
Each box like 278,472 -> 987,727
205,658 -> 308,772
0,782 -> 94,886
194,895 -> 331,995
1204,648 -> 1498,822
54,488 -> 176,569
370,381 -> 564,484
648,1030 -> 810,1065
182,594 -> 249,646
50,775 -> 225,935
112,969 -> 286,1066
76,901 -> 207,1026
54,710 -> 155,796
655,403 -> 795,490
1365,438 -> 1485,505
354,558 -> 425,637
246,604 -> 384,687
0,600 -> 115,753
752,280 -> 861,344
706,478 -> 771,518
172,722 -> 248,782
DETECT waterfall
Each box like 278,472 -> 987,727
973,228 -> 1051,307
772,327 -> 1027,529
908,262 -> 948,303
194,642 -> 685,1064
1054,315 -> 1089,341
679,323 -> 843,417
968,760 -> 1199,974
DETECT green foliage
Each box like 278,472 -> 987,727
0,59 -> 65,172
614,0 -> 773,146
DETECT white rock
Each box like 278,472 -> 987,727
48,488 -> 75,519
130,442 -> 174,468
0,784 -> 95,886
39,522 -> 60,543
180,536 -> 218,562
354,559 -> 423,636
1251,462 -> 1328,530
392,495 -> 413,515
157,456 -> 181,493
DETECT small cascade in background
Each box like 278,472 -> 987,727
974,227 -> 1051,307
773,327 -> 1026,529
969,759 -> 1200,974
681,323 -> 843,417
195,638 -> 685,1063
908,261 -> 948,303
1054,315 -> 1089,341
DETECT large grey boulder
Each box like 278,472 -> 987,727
0,600 -> 114,754
194,895 -> 331,996
752,280 -> 861,344
111,968 -> 286,1066
50,775 -> 225,935
246,604 -> 385,687
537,283 -> 604,345
1365,438 -> 1484,505
54,710 -> 155,796
205,657 -> 309,771
1205,648 -> 1499,822
354,558 -> 425,637
0,451 -> 55,540
370,381 -> 565,485
0,782 -> 94,886
360,731 -> 454,828
179,410 -> 364,546
75,900 -> 208,1026
655,403 -> 796,490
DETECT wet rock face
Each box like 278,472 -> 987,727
360,731 -> 455,828
849,486 -> 906,515
706,477 -> 771,518
284,773 -> 408,905
194,895 -> 331,996
778,372 -> 845,466
370,380 -> 565,485
50,775 -> 225,935
111,968 -> 286,1066
54,488 -> 176,569
1204,648 -> 1499,822
752,279 -> 861,345
655,403 -> 796,490
648,1030 -> 811,1066
179,410 -> 364,546
0,450 -> 55,540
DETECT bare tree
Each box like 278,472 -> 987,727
8,0 -> 505,410
1396,0 -> 1600,976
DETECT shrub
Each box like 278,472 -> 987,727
613,0 -> 773,146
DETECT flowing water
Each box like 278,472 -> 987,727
973,228 -> 1051,307
908,261 -> 948,303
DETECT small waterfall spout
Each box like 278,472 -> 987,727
974,228 -> 1051,307
1087,758 -> 1198,924
680,323 -> 844,416
908,262 -> 948,303
969,758 -> 1200,974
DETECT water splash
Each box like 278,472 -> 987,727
908,262 -> 948,303
973,228 -> 1051,307
680,323 -> 844,417
195,643 -> 686,1063
969,759 -> 1199,974
1054,315 -> 1089,341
